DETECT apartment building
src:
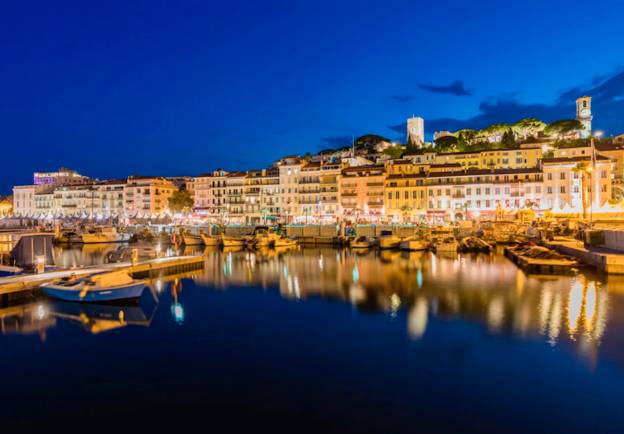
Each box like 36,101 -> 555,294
434,146 -> 542,170
340,164 -> 386,222
542,156 -> 612,211
224,172 -> 246,223
385,160 -> 427,222
277,157 -> 303,223
124,176 -> 177,215
244,168 -> 280,224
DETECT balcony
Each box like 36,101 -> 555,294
366,182 -> 384,187
367,201 -> 383,207
342,192 -> 357,197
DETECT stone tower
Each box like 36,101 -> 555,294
576,96 -> 592,139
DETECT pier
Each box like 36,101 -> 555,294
545,237 -> 624,274
0,255 -> 205,295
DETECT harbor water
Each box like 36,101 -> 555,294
1,245 -> 623,433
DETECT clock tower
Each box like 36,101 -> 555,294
576,96 -> 592,139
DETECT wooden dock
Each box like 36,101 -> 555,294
0,255 -> 205,295
503,247 -> 578,274
544,238 -> 624,274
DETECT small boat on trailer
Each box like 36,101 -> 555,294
41,270 -> 147,302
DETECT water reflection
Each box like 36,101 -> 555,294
2,245 -> 623,368
194,247 -> 618,364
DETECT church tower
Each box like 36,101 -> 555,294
576,96 -> 592,139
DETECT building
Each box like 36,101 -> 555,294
277,157 -> 303,223
576,96 -> 592,139
434,146 -> 542,170
340,164 -> 386,222
97,180 -> 126,217
385,160 -> 427,222
407,116 -> 425,146
318,162 -> 342,221
542,155 -> 612,211
12,185 -> 42,216
33,167 -> 90,186
124,176 -> 177,216
425,168 -> 544,221
52,183 -> 100,217
224,172 -> 246,224
0,196 -> 13,217
244,168 -> 280,224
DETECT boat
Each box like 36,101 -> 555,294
81,226 -> 131,244
273,236 -> 297,248
200,233 -> 220,246
350,236 -> 373,249
251,226 -> 280,248
182,232 -> 203,246
41,270 -> 147,302
399,237 -> 429,251
220,235 -> 246,248
459,236 -> 492,253
55,230 -> 83,244
435,237 -> 459,253
378,230 -> 401,249
105,244 -> 158,263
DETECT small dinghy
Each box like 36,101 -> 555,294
41,270 -> 147,302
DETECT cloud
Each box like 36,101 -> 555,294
426,70 -> 624,135
389,94 -> 416,103
418,80 -> 471,96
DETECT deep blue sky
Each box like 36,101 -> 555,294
2,0 -> 624,194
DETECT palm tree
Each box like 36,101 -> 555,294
572,162 -> 591,220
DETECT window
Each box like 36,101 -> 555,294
547,173 -> 552,180
560,186 -> 566,193
560,172 -> 566,180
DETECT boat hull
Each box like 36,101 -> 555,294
81,234 -> 130,244
400,241 -> 428,251
182,235 -> 204,246
42,282 -> 146,302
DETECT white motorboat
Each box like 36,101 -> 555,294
399,237 -> 429,251
81,227 -> 130,244
378,230 -> 401,249
42,270 -> 146,302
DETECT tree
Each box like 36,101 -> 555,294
501,129 -> 516,148
382,145 -> 404,159
512,118 -> 546,140
544,119 -> 583,138
168,189 -> 194,212
434,135 -> 458,151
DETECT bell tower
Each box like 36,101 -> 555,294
576,96 -> 592,139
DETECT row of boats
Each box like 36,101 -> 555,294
179,226 -> 298,249
350,230 -> 493,253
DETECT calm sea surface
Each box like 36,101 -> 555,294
1,245 -> 623,433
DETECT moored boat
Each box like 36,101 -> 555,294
251,226 -> 280,248
378,230 -> 401,249
182,233 -> 204,246
459,236 -> 492,252
435,237 -> 459,253
41,270 -> 147,302
350,236 -> 373,249
273,236 -> 297,248
81,227 -> 130,244
200,233 -> 220,246
399,237 -> 429,251
221,235 -> 246,248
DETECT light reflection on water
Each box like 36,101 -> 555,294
2,245 -> 623,367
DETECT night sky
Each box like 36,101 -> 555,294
2,0 -> 624,194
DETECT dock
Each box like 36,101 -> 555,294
544,237 -> 624,274
503,247 -> 578,274
0,255 -> 205,295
